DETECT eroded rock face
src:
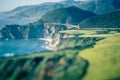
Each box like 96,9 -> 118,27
0,23 -> 69,39
43,23 -> 67,39
0,22 -> 77,51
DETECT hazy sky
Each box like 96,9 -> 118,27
0,0 -> 64,12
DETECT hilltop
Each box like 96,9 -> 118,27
79,11 -> 120,28
40,7 -> 96,25
78,0 -> 120,14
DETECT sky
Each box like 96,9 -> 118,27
0,0 -> 64,12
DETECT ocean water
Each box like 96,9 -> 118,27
0,39 -> 47,57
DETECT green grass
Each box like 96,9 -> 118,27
80,28 -> 120,30
79,36 -> 120,80
60,29 -> 120,38
0,28 -> 120,80
60,30 -> 97,35
78,33 -> 120,37
0,49 -> 88,80
0,36 -> 98,80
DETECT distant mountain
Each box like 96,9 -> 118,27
61,0 -> 81,4
0,19 -> 33,30
40,7 -> 96,25
0,19 -> 17,29
0,0 -> 120,27
1,0 -> 83,21
0,3 -> 66,28
0,0 -> 84,27
79,11 -> 120,28
2,3 -> 66,20
78,0 -> 120,14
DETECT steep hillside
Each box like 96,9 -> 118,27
78,0 -> 120,14
0,3 -> 67,27
79,36 -> 120,80
79,11 -> 120,28
0,0 -> 120,27
0,22 -> 68,39
0,0 -> 83,21
41,7 -> 96,25
3,3 -> 66,21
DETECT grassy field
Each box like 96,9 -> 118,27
60,29 -> 120,80
0,28 -> 120,80
0,37 -> 97,80
60,28 -> 120,34
60,28 -> 120,38
60,30 -> 98,35
79,36 -> 120,80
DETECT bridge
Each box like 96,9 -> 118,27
44,22 -> 80,29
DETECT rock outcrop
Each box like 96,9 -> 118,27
0,6 -> 96,39
0,23 -> 68,39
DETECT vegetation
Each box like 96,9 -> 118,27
79,11 -> 120,28
0,0 -> 120,79
60,28 -> 120,37
41,6 -> 96,25
0,42 -> 94,80
79,36 -> 120,80
79,0 -> 120,14
0,28 -> 120,80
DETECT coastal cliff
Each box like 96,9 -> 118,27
0,23 -> 68,39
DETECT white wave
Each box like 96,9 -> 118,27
4,53 -> 14,57
41,45 -> 53,50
